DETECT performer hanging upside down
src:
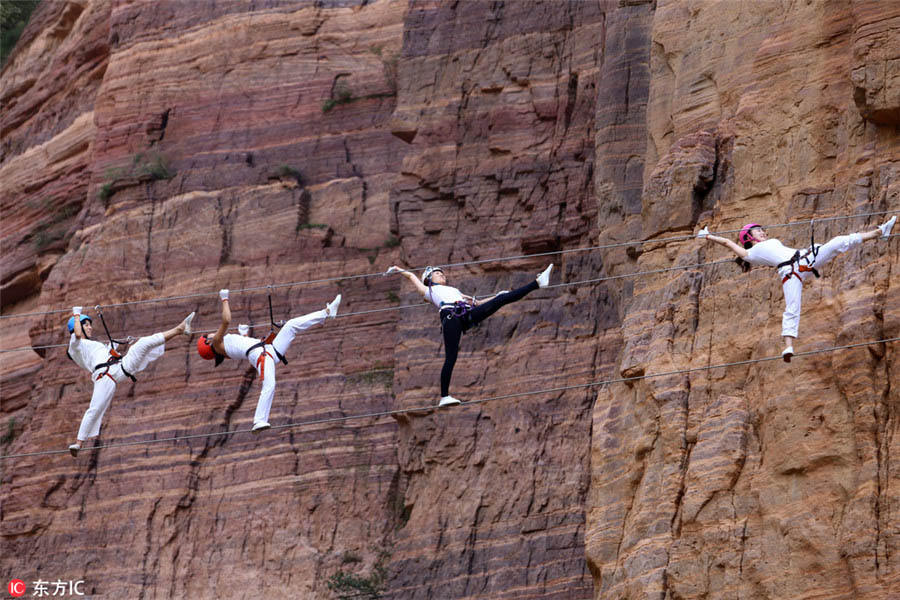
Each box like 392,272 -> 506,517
386,263 -> 553,406
67,307 -> 195,457
196,289 -> 341,432
698,215 -> 896,361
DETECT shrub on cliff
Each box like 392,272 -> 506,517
1,0 -> 40,65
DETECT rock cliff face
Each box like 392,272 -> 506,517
586,1 -> 900,599
3,1 -> 409,598
1,1 -> 899,599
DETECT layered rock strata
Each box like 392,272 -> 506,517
3,1 -> 408,598
586,1 -> 900,598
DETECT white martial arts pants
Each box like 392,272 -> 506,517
247,309 -> 328,426
76,333 -> 166,441
779,233 -> 862,338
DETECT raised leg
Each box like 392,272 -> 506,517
271,309 -> 329,358
469,280 -> 539,326
120,332 -> 166,375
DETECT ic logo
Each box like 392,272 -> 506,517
7,579 -> 26,597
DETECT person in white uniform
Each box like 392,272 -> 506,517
386,263 -> 553,406
699,216 -> 896,361
67,307 -> 195,456
196,289 -> 342,432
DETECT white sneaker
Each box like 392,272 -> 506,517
326,294 -> 342,318
782,347 -> 794,363
68,444 -> 80,457
438,395 -> 462,407
181,312 -> 196,335
879,215 -> 896,239
251,421 -> 271,434
536,264 -> 553,288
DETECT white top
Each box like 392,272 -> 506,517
745,239 -> 797,268
222,333 -> 263,363
68,334 -> 113,374
426,284 -> 467,309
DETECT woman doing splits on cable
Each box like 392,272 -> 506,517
386,263 -> 553,406
67,307 -> 195,457
699,215 -> 896,361
196,289 -> 342,432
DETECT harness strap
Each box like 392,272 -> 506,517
255,350 -> 275,380
96,370 -> 116,383
778,250 -> 821,284
92,354 -> 137,383
245,341 -> 287,379
440,301 -> 474,318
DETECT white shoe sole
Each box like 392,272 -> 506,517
182,312 -> 196,335
327,295 -> 342,318
881,216 -> 896,239
537,264 -> 553,288
251,423 -> 271,434
438,397 -> 461,407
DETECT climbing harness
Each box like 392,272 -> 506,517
92,356 -> 136,383
777,220 -> 821,284
93,305 -> 136,382
439,300 -> 477,332
245,287 -> 288,379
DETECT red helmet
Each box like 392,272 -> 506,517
739,223 -> 763,246
197,335 -> 216,360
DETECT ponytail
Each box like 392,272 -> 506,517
736,239 -> 754,273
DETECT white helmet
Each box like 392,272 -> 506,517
421,266 -> 443,285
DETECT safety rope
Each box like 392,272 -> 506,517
2,335 -> 896,460
1,210 -> 893,322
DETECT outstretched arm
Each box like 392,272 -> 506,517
72,306 -> 84,339
210,289 -> 231,351
386,266 -> 430,299
703,232 -> 749,259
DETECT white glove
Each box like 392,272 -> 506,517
697,226 -> 709,239
219,289 -> 229,301
384,266 -> 402,275
238,324 -> 249,336
72,306 -> 82,315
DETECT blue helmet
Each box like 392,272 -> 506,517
66,314 -> 93,333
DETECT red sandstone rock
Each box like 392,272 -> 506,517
587,2 -> 900,599
851,0 -> 900,124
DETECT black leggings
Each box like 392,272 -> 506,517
440,280 -> 539,396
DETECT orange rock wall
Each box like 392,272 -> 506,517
586,1 -> 900,598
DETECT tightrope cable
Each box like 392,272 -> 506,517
5,227 -> 899,356
2,335 -> 896,460
0,259 -> 738,355
1,210 -> 893,322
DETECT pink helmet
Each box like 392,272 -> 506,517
738,223 -> 763,246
